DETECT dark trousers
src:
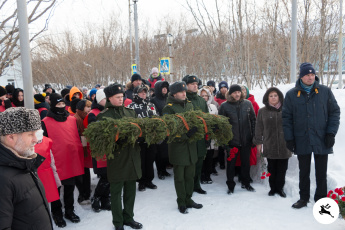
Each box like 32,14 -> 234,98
76,167 -> 91,199
297,154 -> 328,202
94,174 -> 110,198
173,164 -> 195,207
51,185 -> 75,217
218,146 -> 225,167
194,157 -> 204,190
138,143 -> 156,185
110,180 -> 136,227
202,149 -> 214,178
155,141 -> 169,174
267,158 -> 289,192
226,146 -> 251,189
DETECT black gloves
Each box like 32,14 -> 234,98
325,133 -> 335,148
186,127 -> 198,138
286,140 -> 295,152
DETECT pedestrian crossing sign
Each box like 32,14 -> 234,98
132,64 -> 137,75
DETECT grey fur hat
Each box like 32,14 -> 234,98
0,107 -> 41,136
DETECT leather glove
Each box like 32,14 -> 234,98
324,133 -> 335,148
117,137 -> 128,146
136,137 -> 145,143
186,127 -> 198,138
286,140 -> 295,152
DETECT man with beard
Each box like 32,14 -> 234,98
0,107 -> 53,229
219,84 -> 256,194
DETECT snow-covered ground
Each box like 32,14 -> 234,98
63,84 -> 345,230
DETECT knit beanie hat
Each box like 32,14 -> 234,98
182,75 -> 199,84
207,80 -> 216,88
131,73 -> 142,83
96,89 -> 106,104
60,88 -> 70,98
70,98 -> 81,113
151,67 -> 159,74
0,107 -> 41,135
229,84 -> 242,95
299,62 -> 315,78
104,83 -> 124,98
169,81 -> 187,95
219,81 -> 229,90
89,88 -> 97,99
50,93 -> 64,108
34,93 -> 46,104
5,84 -> 15,95
43,84 -> 52,92
95,84 -> 101,88
0,86 -> 7,97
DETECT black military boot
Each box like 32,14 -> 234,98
64,210 -> 80,223
101,196 -> 111,211
123,220 -> 143,229
186,200 -> 203,209
53,215 -> 66,228
91,196 -> 102,213
292,200 -> 308,209
178,206 -> 188,214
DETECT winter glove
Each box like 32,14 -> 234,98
136,137 -> 145,143
286,140 -> 295,152
116,137 -> 128,146
324,133 -> 335,148
186,127 -> 198,138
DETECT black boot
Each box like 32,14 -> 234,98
186,200 -> 203,209
115,226 -> 124,230
53,215 -> 66,228
123,220 -> 143,229
138,183 -> 146,191
158,172 -> 165,180
101,196 -> 111,210
91,196 -> 101,213
241,184 -> 255,192
64,210 -> 80,223
178,206 -> 188,214
268,190 -> 275,196
163,171 -> 171,177
194,188 -> 207,194
277,190 -> 287,198
292,200 -> 308,209
145,182 -> 157,189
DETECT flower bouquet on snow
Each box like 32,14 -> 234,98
327,187 -> 345,219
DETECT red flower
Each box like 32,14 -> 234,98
335,200 -> 339,204
331,194 -> 337,199
337,189 -> 344,195
205,134 -> 209,141
261,176 -> 266,179
328,190 -> 333,194
341,197 -> 345,202
266,173 -> 271,177
262,172 -> 266,176
151,107 -> 155,110
335,188 -> 339,193
327,193 -> 331,198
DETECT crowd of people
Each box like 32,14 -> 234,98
0,63 -> 340,230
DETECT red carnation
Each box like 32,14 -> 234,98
337,189 -> 344,195
335,200 -> 339,204
341,197 -> 345,202
205,134 -> 209,141
151,107 -> 155,110
262,172 -> 266,176
261,176 -> 266,179
328,190 -> 333,195
266,173 -> 271,177
335,188 -> 339,193
327,193 -> 331,198
331,194 -> 337,199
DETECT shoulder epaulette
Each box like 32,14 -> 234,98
187,100 -> 191,103
167,103 -> 173,106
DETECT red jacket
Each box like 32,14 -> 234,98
214,93 -> 226,106
85,108 -> 107,168
42,116 -> 84,181
35,137 -> 60,203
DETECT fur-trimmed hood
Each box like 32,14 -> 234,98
262,87 -> 284,110
225,90 -> 245,103
197,88 -> 212,105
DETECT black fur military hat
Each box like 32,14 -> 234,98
182,75 -> 199,84
104,83 -> 124,98
169,81 -> 187,95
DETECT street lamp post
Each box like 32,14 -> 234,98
167,34 -> 174,80
133,0 -> 140,73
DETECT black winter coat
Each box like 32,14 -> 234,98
0,143 -> 53,230
150,81 -> 169,116
282,77 -> 340,155
218,91 -> 256,147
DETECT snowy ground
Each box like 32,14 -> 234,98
62,84 -> 345,230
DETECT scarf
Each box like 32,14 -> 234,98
300,79 -> 314,94
269,101 -> 281,110
74,110 -> 87,135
